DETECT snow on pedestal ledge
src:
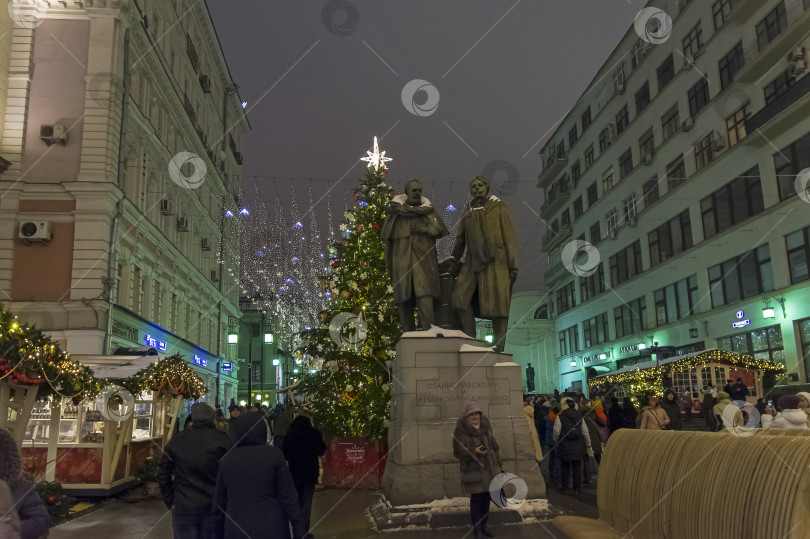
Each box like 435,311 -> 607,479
401,326 -> 476,339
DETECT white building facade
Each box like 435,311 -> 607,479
0,0 -> 249,407
538,0 -> 810,395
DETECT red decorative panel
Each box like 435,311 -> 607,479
20,447 -> 48,481
321,438 -> 387,489
55,447 -> 102,484
129,440 -> 158,477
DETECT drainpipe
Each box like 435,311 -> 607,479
103,29 -> 131,355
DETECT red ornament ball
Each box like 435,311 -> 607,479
332,262 -> 340,268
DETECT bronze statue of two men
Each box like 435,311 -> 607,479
381,176 -> 518,352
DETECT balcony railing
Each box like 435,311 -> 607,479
541,226 -> 573,254
746,71 -> 810,134
537,146 -> 568,188
187,34 -> 199,73
540,179 -> 571,217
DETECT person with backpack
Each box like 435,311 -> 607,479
552,398 -> 591,495
0,428 -> 50,539
639,396 -> 670,430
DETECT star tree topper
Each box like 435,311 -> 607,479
360,136 -> 392,171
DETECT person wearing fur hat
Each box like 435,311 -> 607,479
157,402 -> 231,538
771,395 -> 810,429
0,428 -> 50,539
452,402 -> 502,539
796,392 -> 810,427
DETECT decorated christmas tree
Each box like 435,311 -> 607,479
296,138 -> 401,438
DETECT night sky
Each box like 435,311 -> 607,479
207,0 -> 649,292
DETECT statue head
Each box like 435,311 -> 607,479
404,178 -> 423,205
469,176 -> 490,200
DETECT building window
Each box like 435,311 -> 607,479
666,155 -> 686,190
639,129 -> 655,161
719,41 -> 745,89
701,167 -> 763,239
605,207 -> 619,237
718,325 -> 784,366
764,69 -> 796,105
615,296 -> 647,339
616,105 -> 630,134
694,133 -> 715,171
610,240 -> 642,285
619,149 -> 634,179
688,78 -> 711,116
799,318 -> 810,375
559,324 -> 581,355
726,103 -> 749,147
561,208 -> 571,228
602,167 -> 615,193
682,22 -> 703,58
583,313 -> 610,348
569,125 -> 578,148
774,131 -> 810,200
756,2 -> 788,51
631,39 -> 651,68
649,210 -> 693,267
582,107 -> 592,131
573,196 -> 584,220
599,128 -> 612,152
635,82 -> 651,114
614,64 -> 626,93
584,145 -> 595,168
556,281 -> 577,314
587,182 -> 598,206
580,263 -> 605,302
654,275 -> 699,325
662,104 -> 680,140
571,161 -> 581,186
590,222 -> 602,245
643,178 -> 660,208
786,226 -> 810,284
623,193 -> 637,223
657,54 -> 675,90
713,0 -> 734,29
131,266 -> 142,312
709,244 -> 774,308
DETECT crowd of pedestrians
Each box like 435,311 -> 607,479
157,401 -> 323,539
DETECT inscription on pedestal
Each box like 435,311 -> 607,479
416,378 -> 511,406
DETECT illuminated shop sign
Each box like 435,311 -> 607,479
144,335 -> 167,352
732,319 -> 751,328
194,355 -> 207,367
222,362 -> 232,372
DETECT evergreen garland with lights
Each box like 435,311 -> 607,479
295,138 -> 400,438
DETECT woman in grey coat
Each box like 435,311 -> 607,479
452,402 -> 502,539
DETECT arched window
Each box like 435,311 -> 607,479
534,304 -> 549,320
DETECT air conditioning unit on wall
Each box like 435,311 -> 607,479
40,124 -> 67,146
18,221 -> 52,243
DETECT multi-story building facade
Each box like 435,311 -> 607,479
538,0 -> 810,395
0,0 -> 249,407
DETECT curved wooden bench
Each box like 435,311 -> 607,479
553,429 -> 810,539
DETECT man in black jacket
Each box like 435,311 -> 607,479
157,402 -> 231,539
283,409 -> 327,530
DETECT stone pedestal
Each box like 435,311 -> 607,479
381,330 -> 547,510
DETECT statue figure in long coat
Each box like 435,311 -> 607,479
449,176 -> 518,352
381,179 -> 448,331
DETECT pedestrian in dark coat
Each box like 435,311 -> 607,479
607,397 -> 624,436
552,398 -> 591,495
157,402 -> 231,539
661,390 -> 683,430
701,386 -> 716,429
730,378 -> 749,401
579,400 -> 604,484
271,403 -> 293,452
283,411 -> 327,531
621,397 -> 638,429
213,413 -> 310,539
452,402 -> 502,539
0,428 -> 50,539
